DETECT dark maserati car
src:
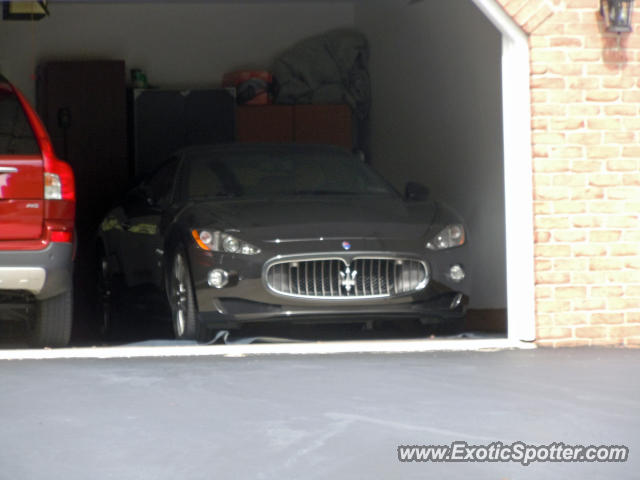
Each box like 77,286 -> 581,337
97,144 -> 470,341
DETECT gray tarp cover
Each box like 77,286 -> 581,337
273,29 -> 371,119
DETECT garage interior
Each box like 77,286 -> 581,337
0,0 -> 508,346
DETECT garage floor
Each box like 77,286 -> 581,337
0,284 -> 504,347
1,348 -> 637,479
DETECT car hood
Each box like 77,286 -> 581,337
182,196 -> 437,242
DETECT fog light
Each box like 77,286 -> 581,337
448,264 -> 465,282
208,269 -> 229,289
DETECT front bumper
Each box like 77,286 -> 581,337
187,239 -> 471,328
0,242 -> 73,300
197,294 -> 468,328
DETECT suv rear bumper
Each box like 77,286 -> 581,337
0,243 -> 73,300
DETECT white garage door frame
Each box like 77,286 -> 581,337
0,0 -> 536,360
469,0 -> 536,342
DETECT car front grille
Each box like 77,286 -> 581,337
265,257 -> 428,299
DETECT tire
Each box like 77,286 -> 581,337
96,248 -> 122,341
168,247 -> 203,341
29,290 -> 73,348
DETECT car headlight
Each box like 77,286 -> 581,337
426,224 -> 465,251
192,230 -> 261,255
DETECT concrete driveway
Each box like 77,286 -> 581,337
0,348 -> 637,479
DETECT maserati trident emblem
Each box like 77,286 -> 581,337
342,241 -> 351,251
339,266 -> 358,293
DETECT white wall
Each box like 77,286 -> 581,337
0,1 -> 355,103
356,0 -> 506,309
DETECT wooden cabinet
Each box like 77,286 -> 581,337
294,105 -> 353,149
236,105 -> 293,144
236,104 -> 353,150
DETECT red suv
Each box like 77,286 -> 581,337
0,74 -> 75,347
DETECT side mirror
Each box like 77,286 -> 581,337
405,182 -> 430,201
141,185 -> 160,207
128,184 -> 155,207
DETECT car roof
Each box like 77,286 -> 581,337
179,143 -> 352,158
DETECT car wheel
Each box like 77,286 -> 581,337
169,248 -> 202,341
29,290 -> 73,348
96,249 -> 122,340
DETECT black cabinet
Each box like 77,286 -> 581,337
130,89 -> 235,176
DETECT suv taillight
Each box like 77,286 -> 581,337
43,157 -> 75,243
44,158 -> 75,202
44,172 -> 62,200
43,156 -> 75,243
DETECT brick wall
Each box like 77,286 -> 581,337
498,0 -> 640,346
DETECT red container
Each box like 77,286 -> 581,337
222,70 -> 273,105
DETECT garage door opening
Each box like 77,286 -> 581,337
356,0 -> 535,344
0,0 -> 534,350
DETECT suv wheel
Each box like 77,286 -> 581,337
29,290 -> 73,348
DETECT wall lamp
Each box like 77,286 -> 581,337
600,0 -> 634,33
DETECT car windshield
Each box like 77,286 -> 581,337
185,148 -> 397,199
